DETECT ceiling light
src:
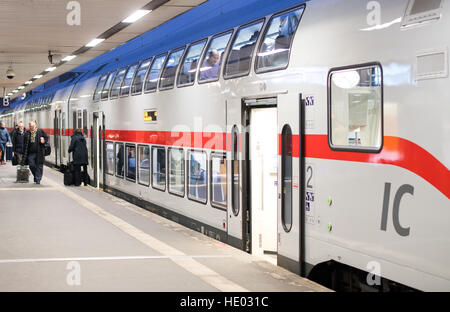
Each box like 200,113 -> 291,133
12,90 -> 18,93
33,75 -> 43,79
45,67 -> 56,72
86,38 -> 105,47
62,55 -> 77,62
18,86 -> 25,90
122,9 -> 151,23
25,81 -> 33,85
7,93 -> 12,96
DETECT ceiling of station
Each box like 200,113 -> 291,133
0,0 -> 207,99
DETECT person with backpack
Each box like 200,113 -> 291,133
11,122 -> 26,164
22,121 -> 49,184
68,128 -> 89,186
0,121 -> 12,165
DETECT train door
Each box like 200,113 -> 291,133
54,110 -> 61,166
245,98 -> 278,264
226,99 -> 247,251
277,94 -> 304,275
92,111 -> 105,188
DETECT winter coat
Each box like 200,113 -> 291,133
0,127 -> 11,144
22,128 -> 49,165
12,128 -> 26,154
68,133 -> 88,165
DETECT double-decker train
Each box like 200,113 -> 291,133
2,0 -> 449,291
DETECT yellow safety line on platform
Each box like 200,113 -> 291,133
42,176 -> 249,292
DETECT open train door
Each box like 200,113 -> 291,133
277,93 -> 304,276
226,99 -> 248,251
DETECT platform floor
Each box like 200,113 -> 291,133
0,162 -> 329,292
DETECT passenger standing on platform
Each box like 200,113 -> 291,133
22,121 -> 48,184
11,122 -> 26,164
68,128 -> 89,186
0,121 -> 12,165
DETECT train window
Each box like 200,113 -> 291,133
145,53 -> 167,93
329,64 -> 383,151
126,144 -> 136,181
101,71 -> 116,100
231,126 -> 239,216
177,39 -> 206,87
131,58 -> 152,95
93,74 -> 108,102
188,150 -> 207,204
224,20 -> 264,78
138,145 -> 150,186
110,67 -> 127,99
211,153 -> 227,209
160,47 -> 185,90
198,31 -> 233,83
115,142 -> 125,178
152,146 -> 166,191
120,63 -> 139,97
82,109 -> 87,135
106,141 -> 114,175
281,124 -> 292,232
256,5 -> 305,73
168,147 -> 185,197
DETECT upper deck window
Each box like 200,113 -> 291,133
110,67 -> 127,99
131,58 -> 152,95
93,74 -> 108,102
256,6 -> 305,73
101,71 -> 116,100
198,31 -> 233,83
145,53 -> 167,93
159,47 -> 185,90
329,64 -> 383,152
120,63 -> 139,97
177,39 -> 207,87
224,20 -> 264,78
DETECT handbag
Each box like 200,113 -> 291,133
12,154 -> 18,166
44,142 -> 51,156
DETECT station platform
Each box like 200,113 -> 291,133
0,162 -> 330,292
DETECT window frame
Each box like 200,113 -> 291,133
137,144 -> 151,187
159,46 -> 186,91
327,62 -> 384,153
281,124 -> 293,233
131,57 -> 153,96
101,70 -> 117,101
168,147 -> 186,198
198,29 -> 234,85
144,52 -> 168,94
210,152 -> 227,211
93,73 -> 108,102
114,142 -> 125,178
120,62 -> 139,98
231,125 -> 240,216
254,4 -> 306,74
187,149 -> 208,205
223,18 -> 265,80
151,145 -> 167,192
109,66 -> 128,100
125,143 -> 137,182
177,38 -> 208,88
105,141 -> 115,176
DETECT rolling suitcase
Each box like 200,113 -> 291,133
5,143 -> 13,161
64,167 -> 74,186
16,165 -> 30,183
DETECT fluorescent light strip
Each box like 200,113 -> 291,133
122,9 -> 151,23
18,86 -> 25,90
25,81 -> 33,85
45,67 -> 56,72
62,55 -> 77,62
86,38 -> 105,47
33,75 -> 43,79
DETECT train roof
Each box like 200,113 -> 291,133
4,0 -> 305,112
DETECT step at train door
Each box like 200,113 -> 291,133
277,93 -> 304,276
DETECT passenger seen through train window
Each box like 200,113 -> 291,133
256,6 -> 304,72
199,31 -> 232,82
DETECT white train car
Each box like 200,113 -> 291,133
2,0 -> 449,291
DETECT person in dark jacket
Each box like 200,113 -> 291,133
11,122 -> 26,164
0,121 -> 12,165
22,121 -> 49,184
68,129 -> 89,186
